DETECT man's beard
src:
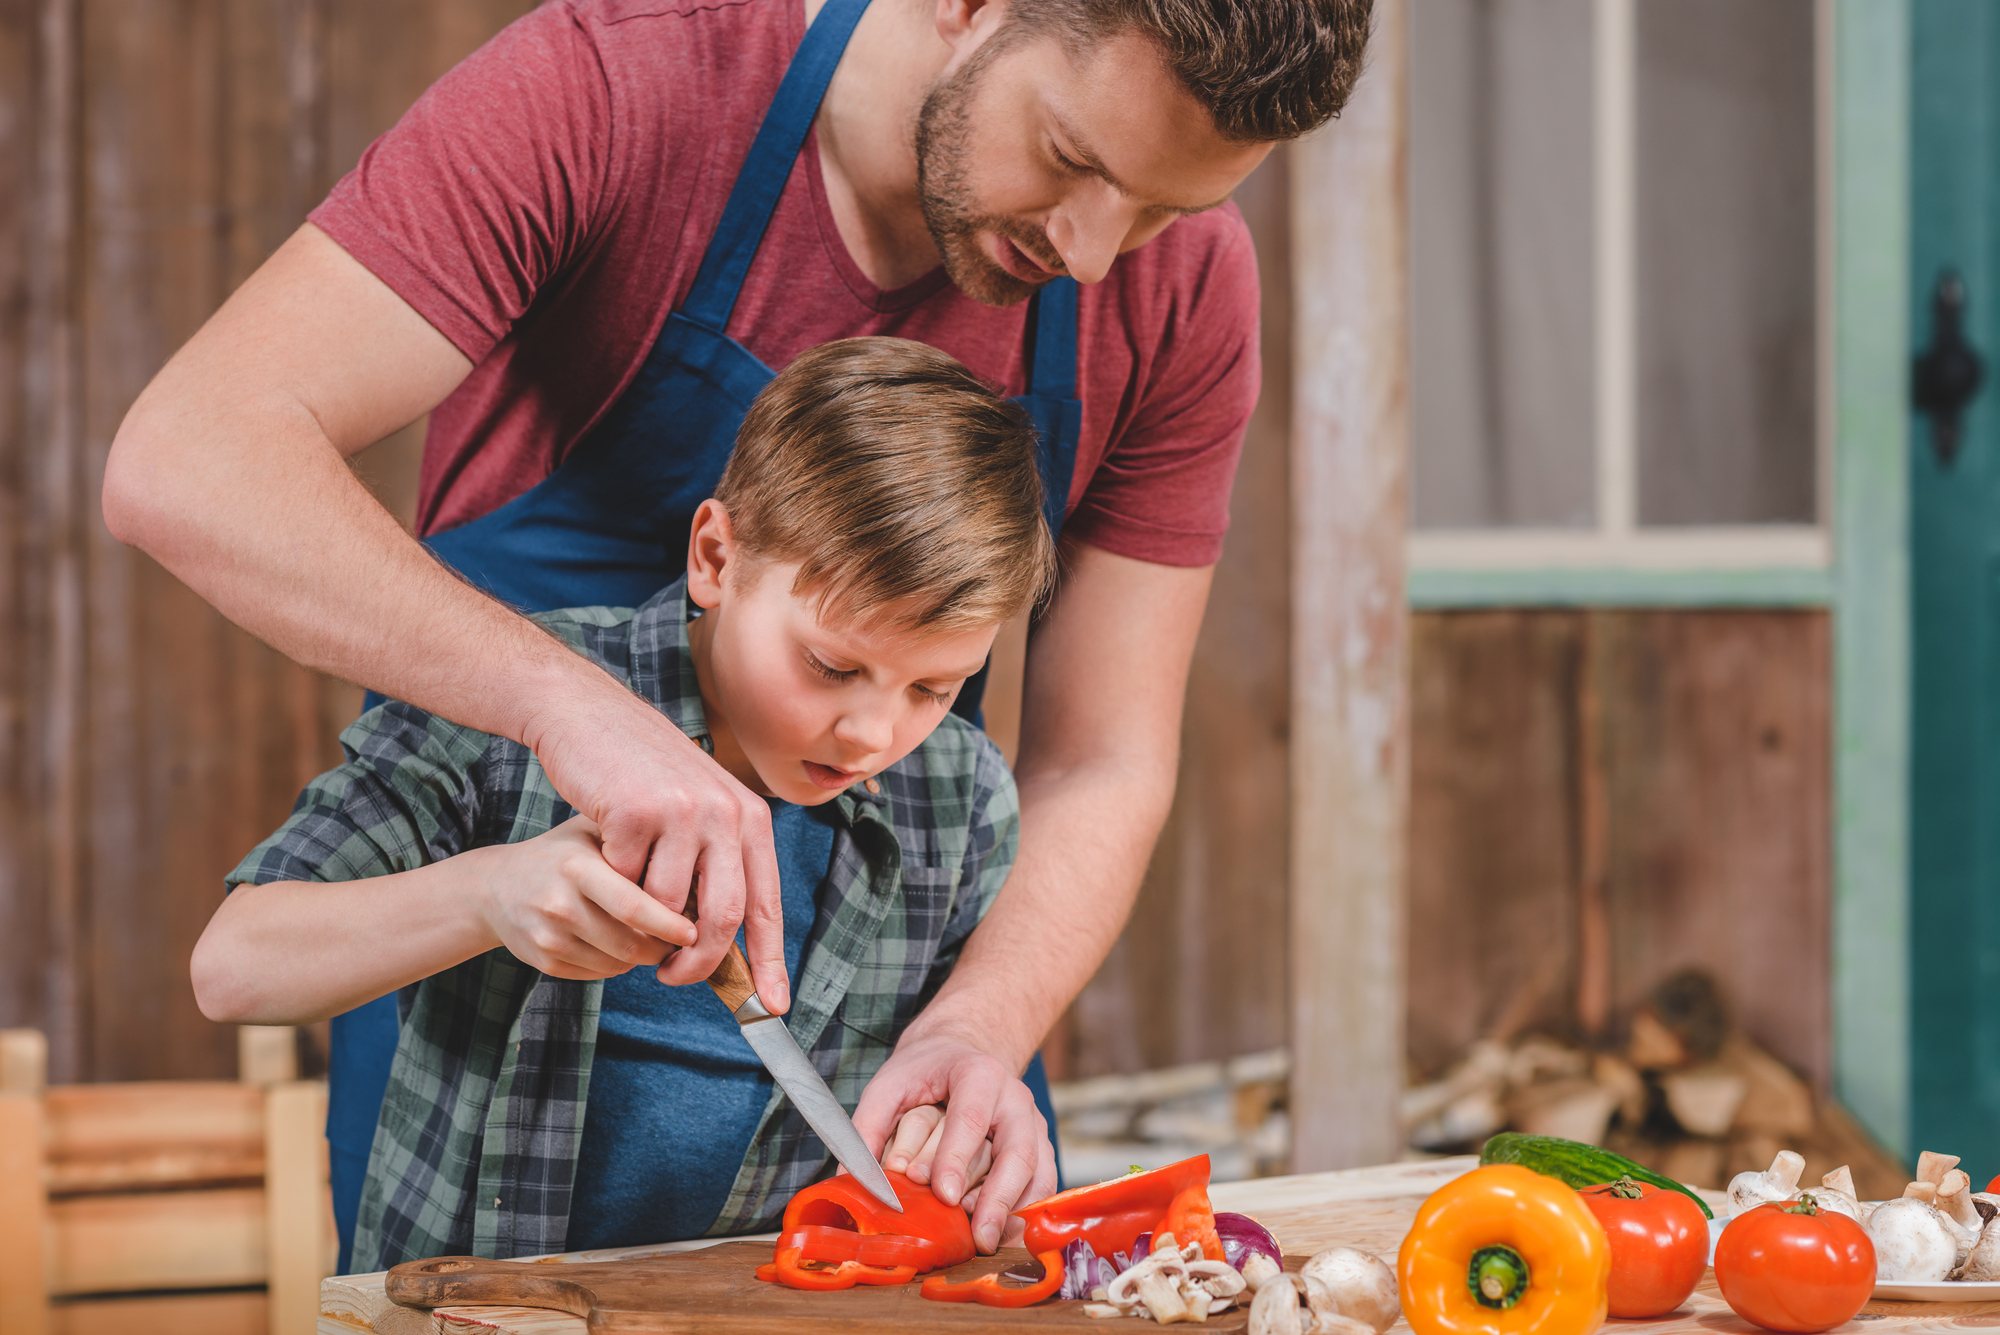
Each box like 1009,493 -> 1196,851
915,51 -> 1065,308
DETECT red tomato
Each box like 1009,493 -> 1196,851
1714,1198 -> 1876,1333
1578,1179 -> 1710,1318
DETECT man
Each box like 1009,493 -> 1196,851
104,0 -> 1372,1268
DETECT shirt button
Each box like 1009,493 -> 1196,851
494,1196 -> 503,1208
864,778 -> 881,795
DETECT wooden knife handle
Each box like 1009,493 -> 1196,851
706,941 -> 758,1014
386,1256 -> 592,1315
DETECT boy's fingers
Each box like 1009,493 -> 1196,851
576,860 -> 696,949
883,1105 -> 941,1173
567,898 -> 672,969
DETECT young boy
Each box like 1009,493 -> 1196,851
192,337 -> 1057,1271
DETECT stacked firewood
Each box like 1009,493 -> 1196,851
1404,969 -> 1906,1199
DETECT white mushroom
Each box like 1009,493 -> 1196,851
1299,1248 -> 1401,1334
1241,1252 -> 1286,1295
1248,1278 -> 1307,1335
1727,1150 -> 1807,1217
1810,1166 -> 1866,1223
1098,1231 -> 1249,1325
1957,1215 -> 2000,1282
1938,1169 -> 1984,1263
1868,1181 -> 1961,1282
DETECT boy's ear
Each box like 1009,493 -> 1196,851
685,499 -> 736,611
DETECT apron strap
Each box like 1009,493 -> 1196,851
1027,276 -> 1079,399
1025,276 -> 1081,536
680,0 -> 873,332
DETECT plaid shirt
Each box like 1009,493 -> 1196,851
226,579 -> 1019,1270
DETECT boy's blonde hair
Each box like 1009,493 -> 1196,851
715,337 -> 1058,633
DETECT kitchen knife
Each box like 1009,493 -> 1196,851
707,942 -> 903,1212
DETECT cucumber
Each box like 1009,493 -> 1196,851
1479,1132 -> 1715,1218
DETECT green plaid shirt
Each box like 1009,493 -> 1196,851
226,578 -> 1019,1270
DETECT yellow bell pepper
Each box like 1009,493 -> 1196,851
1398,1164 -> 1611,1335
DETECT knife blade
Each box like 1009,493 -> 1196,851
707,942 -> 902,1213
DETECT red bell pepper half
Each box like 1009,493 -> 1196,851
755,1169 -> 975,1291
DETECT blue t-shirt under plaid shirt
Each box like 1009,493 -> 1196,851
225,577 -> 1021,1269
566,799 -> 835,1249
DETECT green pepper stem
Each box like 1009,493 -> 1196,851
1468,1246 -> 1531,1310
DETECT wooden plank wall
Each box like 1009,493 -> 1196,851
1,0 -> 532,1084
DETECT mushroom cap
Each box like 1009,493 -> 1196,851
1869,1196 -> 1961,1282
1300,1247 -> 1401,1334
1247,1276 -> 1307,1335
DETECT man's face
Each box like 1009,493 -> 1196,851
915,19 -> 1274,305
694,561 -> 999,806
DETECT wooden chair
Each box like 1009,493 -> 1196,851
0,1028 -> 332,1335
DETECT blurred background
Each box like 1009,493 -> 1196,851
2,0 -> 1992,1327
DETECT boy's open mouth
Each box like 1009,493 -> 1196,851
803,760 -> 861,790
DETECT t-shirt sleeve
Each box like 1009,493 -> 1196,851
224,700 -> 491,891
307,1 -> 615,362
1064,220 -> 1263,568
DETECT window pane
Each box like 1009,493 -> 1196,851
1411,0 -> 1597,530
1635,0 -> 1818,526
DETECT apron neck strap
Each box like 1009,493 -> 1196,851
680,0 -> 873,331
1026,277 -> 1079,399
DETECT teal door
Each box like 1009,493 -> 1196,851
1910,0 -> 2000,1161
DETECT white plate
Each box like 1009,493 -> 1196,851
1872,1280 -> 2000,1302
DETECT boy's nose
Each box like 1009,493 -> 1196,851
831,708 -> 894,758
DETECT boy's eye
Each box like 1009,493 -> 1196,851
913,683 -> 953,706
804,651 -> 856,683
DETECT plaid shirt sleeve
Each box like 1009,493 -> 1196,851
919,736 -> 1020,1003
224,699 -> 497,890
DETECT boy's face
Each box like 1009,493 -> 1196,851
689,551 -> 1000,806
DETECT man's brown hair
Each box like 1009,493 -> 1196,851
1008,0 -> 1374,142
714,337 -> 1057,633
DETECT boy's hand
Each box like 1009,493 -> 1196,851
853,1031 -> 1058,1253
474,816 -> 700,980
882,1103 -> 993,1191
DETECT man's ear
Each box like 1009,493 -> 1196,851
685,498 -> 736,611
932,0 -> 1009,49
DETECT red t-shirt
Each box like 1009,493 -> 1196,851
310,0 -> 1261,566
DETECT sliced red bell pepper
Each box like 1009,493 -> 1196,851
1016,1153 -> 1224,1261
755,1169 -> 975,1292
920,1248 -> 1066,1307
918,1154 -> 1226,1309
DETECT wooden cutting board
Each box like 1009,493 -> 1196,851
386,1241 -> 1292,1332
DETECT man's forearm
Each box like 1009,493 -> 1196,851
905,755 -> 1175,1071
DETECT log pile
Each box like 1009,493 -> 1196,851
1403,969 -> 1906,1198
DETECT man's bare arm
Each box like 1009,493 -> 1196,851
106,224 -> 792,1009
852,542 -> 1211,1247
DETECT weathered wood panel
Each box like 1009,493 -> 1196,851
1405,610 -> 1832,1091
1406,611 -> 1583,1080
0,0 -> 536,1083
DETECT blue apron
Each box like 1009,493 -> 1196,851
328,0 -> 1078,1269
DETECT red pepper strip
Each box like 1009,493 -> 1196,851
1014,1153 -> 1215,1259
758,1245 -> 918,1290
777,1224 -> 954,1271
920,1249 -> 1066,1308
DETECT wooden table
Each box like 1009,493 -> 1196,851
316,1157 -> 2000,1334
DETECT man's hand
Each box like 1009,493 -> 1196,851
524,681 -> 791,1012
853,1030 -> 1057,1253
472,816 -> 697,979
